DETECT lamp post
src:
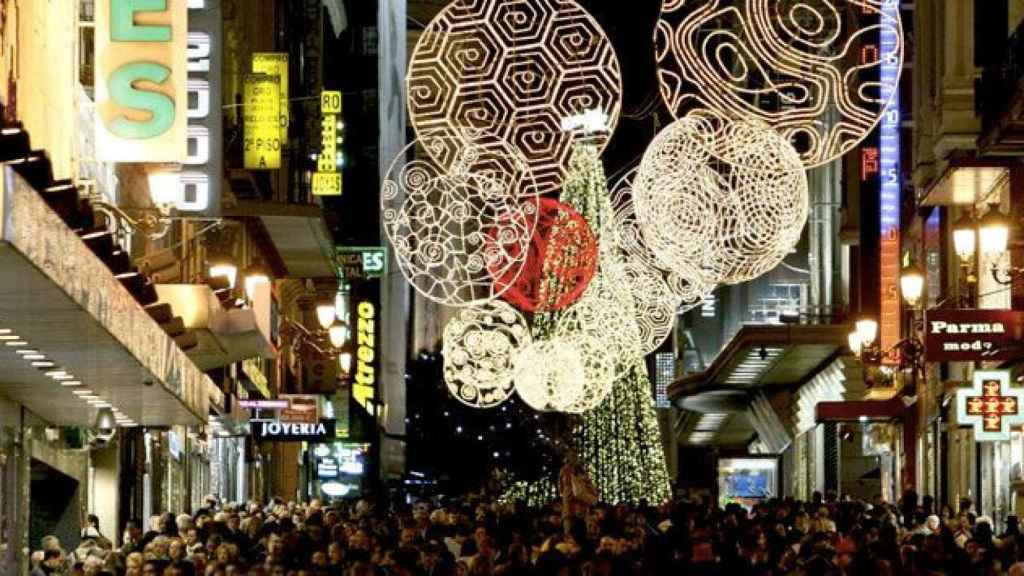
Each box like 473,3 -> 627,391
976,204 -> 1024,286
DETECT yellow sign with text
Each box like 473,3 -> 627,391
243,74 -> 281,169
252,52 -> 289,141
313,90 -> 343,196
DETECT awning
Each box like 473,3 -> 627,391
0,168 -> 210,426
919,159 -> 1008,206
154,283 -> 276,370
670,324 -> 859,451
223,199 -> 335,278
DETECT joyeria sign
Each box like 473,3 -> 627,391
95,0 -> 188,162
924,309 -> 1024,362
252,419 -> 336,442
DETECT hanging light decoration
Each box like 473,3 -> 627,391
560,334 -> 616,414
555,271 -> 642,379
613,261 -> 680,356
490,197 -> 598,313
382,132 -> 539,307
514,338 -> 587,412
443,300 -> 533,409
407,0 -> 622,195
654,0 -> 904,167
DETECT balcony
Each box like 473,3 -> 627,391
978,18 -> 1024,156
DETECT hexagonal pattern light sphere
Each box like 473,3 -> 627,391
408,0 -> 623,196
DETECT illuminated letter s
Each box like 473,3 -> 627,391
107,62 -> 175,139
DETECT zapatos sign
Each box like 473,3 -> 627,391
252,419 -> 336,442
924,309 -> 1024,362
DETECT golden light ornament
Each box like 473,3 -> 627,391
560,334 -> 616,414
634,116 -> 809,287
655,0 -> 904,168
381,132 -> 539,307
606,168 -> 715,312
514,338 -> 587,412
613,260 -> 681,356
555,271 -> 643,380
443,300 -> 533,409
407,0 -> 623,196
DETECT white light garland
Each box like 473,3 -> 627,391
655,0 -> 904,167
407,0 -> 623,195
443,300 -> 533,409
514,338 -> 587,412
382,132 -> 539,306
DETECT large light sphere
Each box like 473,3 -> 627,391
514,338 -> 587,412
614,260 -> 681,356
655,0 -> 904,167
382,132 -> 539,307
560,334 -> 616,414
407,0 -> 623,195
555,270 -> 642,380
443,300 -> 533,409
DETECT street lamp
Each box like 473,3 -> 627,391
328,319 -> 349,349
316,296 -> 336,330
953,212 -> 977,264
208,254 -> 238,289
243,261 -> 271,301
899,262 -> 925,308
979,204 -> 1011,258
855,318 -> 878,348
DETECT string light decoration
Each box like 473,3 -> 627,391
607,169 -> 715,311
655,0 -> 904,167
705,119 -> 809,284
382,132 -> 539,306
407,0 -> 623,196
561,333 -> 617,414
556,266 -> 643,380
634,116 -> 808,286
491,197 -> 598,313
614,261 -> 680,356
514,338 -> 587,412
443,301 -> 533,409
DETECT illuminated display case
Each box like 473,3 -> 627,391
717,457 -> 778,509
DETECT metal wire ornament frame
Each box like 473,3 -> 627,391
443,300 -> 534,409
634,116 -> 809,287
655,0 -> 904,168
407,0 -> 623,196
382,132 -> 540,307
514,337 -> 588,412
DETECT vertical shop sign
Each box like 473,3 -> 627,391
173,0 -> 223,215
252,53 -> 289,141
243,74 -> 281,169
313,90 -> 343,196
95,0 -> 188,162
877,0 -> 902,363
353,299 -> 377,413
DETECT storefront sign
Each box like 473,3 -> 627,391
336,247 -> 387,280
241,357 -> 272,399
252,53 -> 289,140
172,0 -> 222,215
95,0 -> 188,162
243,73 -> 281,169
313,90 -> 343,196
925,310 -> 1024,362
252,419 -> 336,442
956,370 -> 1024,442
353,300 -> 376,413
237,399 -> 289,409
279,394 -> 319,424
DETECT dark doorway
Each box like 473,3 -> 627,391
29,460 -> 80,552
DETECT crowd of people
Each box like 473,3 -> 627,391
27,490 -> 1024,576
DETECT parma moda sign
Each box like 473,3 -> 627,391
95,0 -> 188,162
252,419 -> 337,442
925,309 -> 1024,362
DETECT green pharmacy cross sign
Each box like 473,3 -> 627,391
335,247 -> 387,280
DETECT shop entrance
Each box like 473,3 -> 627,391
29,460 -> 80,552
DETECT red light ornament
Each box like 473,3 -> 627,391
489,198 -> 597,313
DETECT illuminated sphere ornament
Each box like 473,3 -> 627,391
443,300 -> 533,409
635,117 -> 808,287
705,120 -> 809,284
382,132 -> 539,307
614,261 -> 680,356
407,0 -> 623,195
491,197 -> 598,313
514,338 -> 587,412
607,169 -> 715,311
560,334 -> 616,413
556,271 -> 642,379
655,0 -> 904,167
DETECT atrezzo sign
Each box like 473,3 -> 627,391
924,309 -> 1024,362
353,301 -> 376,412
96,0 -> 188,162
